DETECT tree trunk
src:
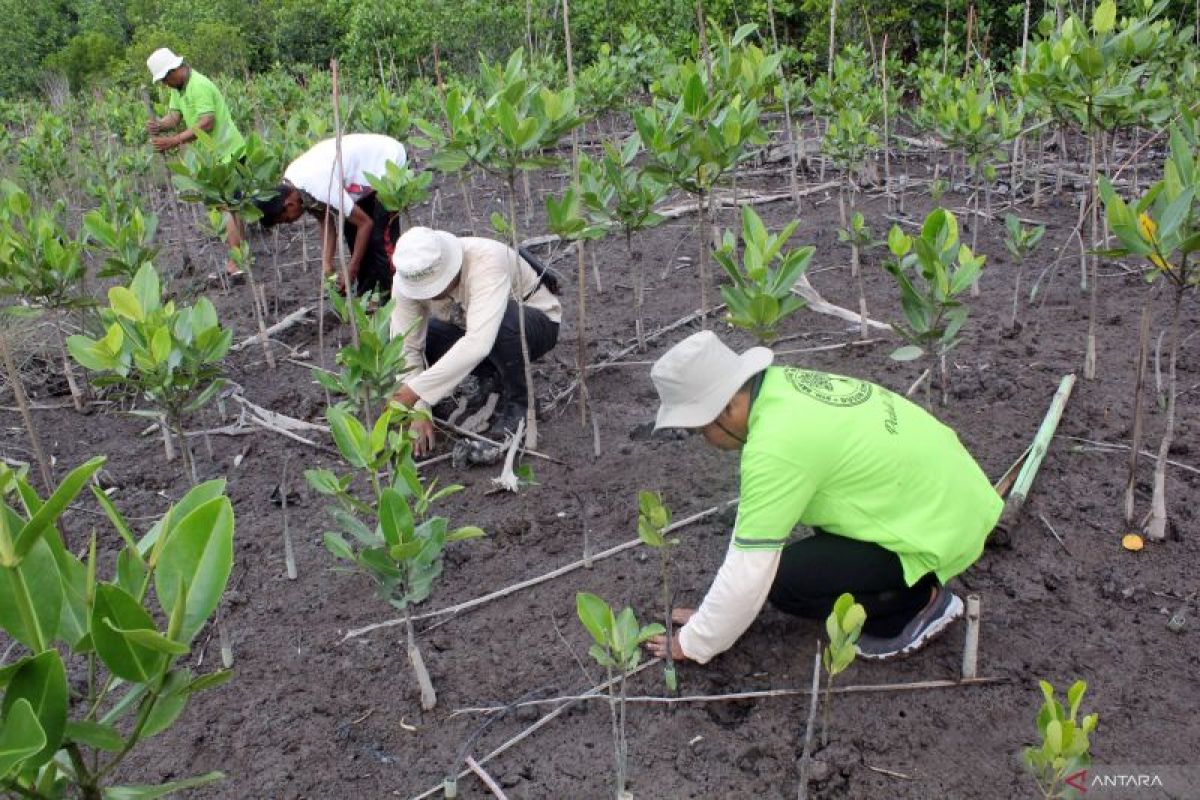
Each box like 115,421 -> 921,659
697,184 -> 711,328
1083,127 -> 1099,381
1145,289 -> 1183,541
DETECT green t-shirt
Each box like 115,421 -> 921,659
168,70 -> 245,161
733,367 -> 1002,585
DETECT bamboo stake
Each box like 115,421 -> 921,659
796,643 -> 821,800
561,0 -> 590,428
960,595 -> 980,680
767,0 -> 800,211
330,59 -> 361,352
997,374 -> 1077,531
341,498 -> 739,641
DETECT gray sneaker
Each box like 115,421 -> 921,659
856,587 -> 964,661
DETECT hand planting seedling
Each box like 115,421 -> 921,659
0,458 -> 235,799
712,205 -> 814,344
636,490 -> 679,691
1003,213 -> 1046,331
821,592 -> 865,746
576,592 -> 664,800
67,263 -> 232,485
1023,679 -> 1098,799
306,404 -> 484,709
882,208 -> 985,406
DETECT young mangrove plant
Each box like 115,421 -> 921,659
1023,679 -> 1098,799
306,404 -> 484,710
712,205 -> 814,345
882,208 -> 985,406
576,592 -> 664,800
836,210 -> 878,339
1098,123 -> 1199,542
0,458 -> 235,799
821,592 -> 864,747
636,490 -> 678,692
1003,213 -> 1046,331
67,263 -> 231,485
366,160 -> 432,230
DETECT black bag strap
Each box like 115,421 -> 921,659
518,246 -> 562,301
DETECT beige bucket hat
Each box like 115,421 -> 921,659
147,48 -> 184,83
651,331 -> 773,430
391,227 -> 465,300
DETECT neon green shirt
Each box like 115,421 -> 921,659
733,367 -> 1002,585
168,70 -> 244,161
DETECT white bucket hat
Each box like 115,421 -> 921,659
147,48 -> 185,82
651,331 -> 774,430
391,227 -> 465,300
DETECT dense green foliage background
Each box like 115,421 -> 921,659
2,0 -> 1195,98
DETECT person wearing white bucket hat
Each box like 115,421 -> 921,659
644,331 -> 1002,663
144,48 -> 246,278
255,134 -> 409,297
389,228 -> 562,456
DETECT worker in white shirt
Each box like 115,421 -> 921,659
255,133 -> 407,297
389,228 -> 562,455
644,331 -> 1002,664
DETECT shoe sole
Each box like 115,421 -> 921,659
857,593 -> 964,662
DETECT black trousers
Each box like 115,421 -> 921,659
424,299 -> 559,408
341,193 -> 400,298
767,529 -> 938,637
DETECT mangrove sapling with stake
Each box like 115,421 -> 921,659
882,208 -> 985,406
712,206 -> 814,345
576,592 -> 664,800
836,211 -> 878,340
67,264 -> 232,485
430,49 -> 582,448
0,458 -> 235,799
316,288 -> 409,428
636,491 -> 679,692
821,593 -> 864,747
0,181 -> 90,411
576,137 -> 670,352
306,404 -> 484,709
1023,680 -> 1099,800
1003,213 -> 1046,331
1098,124 -> 1199,541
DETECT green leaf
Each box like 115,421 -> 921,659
103,623 -> 190,655
0,527 -> 63,650
1093,0 -> 1116,34
323,531 -> 355,562
890,345 -> 925,361
14,456 -> 105,559
378,488 -> 413,548
327,406 -> 370,469
0,649 -> 66,769
64,720 -> 125,752
92,584 -> 167,683
155,496 -> 234,644
137,480 -> 227,559
0,698 -> 46,778
447,526 -> 485,541
108,287 -> 144,322
576,592 -> 613,646
102,771 -> 225,799
141,690 -> 187,738
179,669 -> 233,697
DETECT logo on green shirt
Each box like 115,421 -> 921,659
783,368 -> 873,407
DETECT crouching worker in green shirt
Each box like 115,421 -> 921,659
645,331 -> 1002,663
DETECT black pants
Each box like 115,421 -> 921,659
767,529 -> 938,637
341,193 -> 400,298
424,299 -> 559,408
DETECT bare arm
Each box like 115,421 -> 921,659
344,204 -> 374,286
145,109 -> 182,134
152,113 -> 214,153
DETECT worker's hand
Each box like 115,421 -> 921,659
646,631 -> 689,662
411,418 -> 436,457
151,135 -> 178,153
145,118 -> 162,134
392,385 -> 421,408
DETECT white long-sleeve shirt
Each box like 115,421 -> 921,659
389,237 -> 562,405
678,544 -> 781,664
284,133 -> 407,216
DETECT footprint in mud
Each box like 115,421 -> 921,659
703,699 -> 756,729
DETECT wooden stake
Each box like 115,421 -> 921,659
0,332 -> 53,491
997,374 -> 1077,531
960,595 -> 980,680
797,643 -> 821,800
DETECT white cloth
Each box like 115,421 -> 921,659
283,133 -> 407,216
390,237 -> 562,406
677,543 -> 781,664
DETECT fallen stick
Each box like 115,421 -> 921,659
435,418 -> 560,464
450,676 -> 1009,716
866,765 -> 914,780
230,306 -> 312,352
407,660 -> 659,800
1059,436 -> 1200,477
464,756 -> 509,800
775,339 -> 884,358
792,275 -> 894,332
997,374 -> 1077,532
341,497 -> 739,642
1037,513 -> 1072,555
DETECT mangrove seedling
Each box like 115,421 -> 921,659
882,208 -> 985,406
306,404 -> 484,709
836,210 -> 878,340
1003,213 -> 1046,331
636,490 -> 678,692
821,592 -> 865,746
577,592 -> 664,800
712,205 -> 814,345
1023,679 -> 1098,799
366,160 -> 432,229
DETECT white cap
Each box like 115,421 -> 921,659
651,331 -> 773,430
391,227 -> 465,300
146,48 -> 184,83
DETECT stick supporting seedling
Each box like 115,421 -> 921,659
960,595 -> 981,680
797,643 -> 822,800
282,455 -> 297,580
